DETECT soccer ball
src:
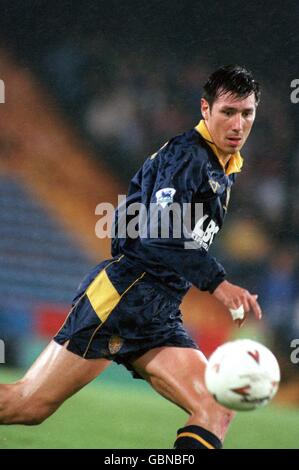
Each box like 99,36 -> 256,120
204,339 -> 281,411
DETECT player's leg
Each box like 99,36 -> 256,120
130,346 -> 234,448
0,340 -> 111,425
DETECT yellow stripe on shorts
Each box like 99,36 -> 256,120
86,263 -> 146,323
86,269 -> 121,323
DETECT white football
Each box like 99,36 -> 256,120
204,339 -> 280,411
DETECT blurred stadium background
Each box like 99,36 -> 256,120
0,0 -> 298,448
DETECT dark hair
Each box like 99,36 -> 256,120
202,65 -> 260,107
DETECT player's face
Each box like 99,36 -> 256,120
201,92 -> 257,158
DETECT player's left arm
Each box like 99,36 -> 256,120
213,279 -> 262,326
140,146 -> 226,293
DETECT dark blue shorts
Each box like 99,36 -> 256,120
54,255 -> 198,378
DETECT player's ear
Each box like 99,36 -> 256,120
201,98 -> 210,120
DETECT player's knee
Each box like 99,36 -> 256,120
0,385 -> 54,425
21,412 -> 47,426
21,401 -> 56,425
0,402 -> 50,426
16,403 -> 53,426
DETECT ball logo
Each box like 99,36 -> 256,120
247,349 -> 260,364
231,385 -> 251,396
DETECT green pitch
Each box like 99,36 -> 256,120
0,366 -> 298,449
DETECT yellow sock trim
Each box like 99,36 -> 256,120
176,432 -> 215,449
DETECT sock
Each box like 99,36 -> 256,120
174,424 -> 222,449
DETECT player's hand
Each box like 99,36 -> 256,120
212,280 -> 262,327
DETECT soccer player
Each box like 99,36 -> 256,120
0,65 -> 262,449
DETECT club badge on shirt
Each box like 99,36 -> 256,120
108,336 -> 124,355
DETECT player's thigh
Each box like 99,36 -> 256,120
130,346 -> 218,414
20,340 -> 111,406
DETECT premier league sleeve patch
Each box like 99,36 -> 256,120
155,187 -> 176,208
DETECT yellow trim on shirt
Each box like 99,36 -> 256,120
195,120 -> 243,176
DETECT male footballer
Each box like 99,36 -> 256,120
0,65 -> 262,449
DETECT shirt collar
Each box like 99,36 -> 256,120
195,120 -> 243,176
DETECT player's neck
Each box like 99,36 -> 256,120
217,151 -> 232,167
